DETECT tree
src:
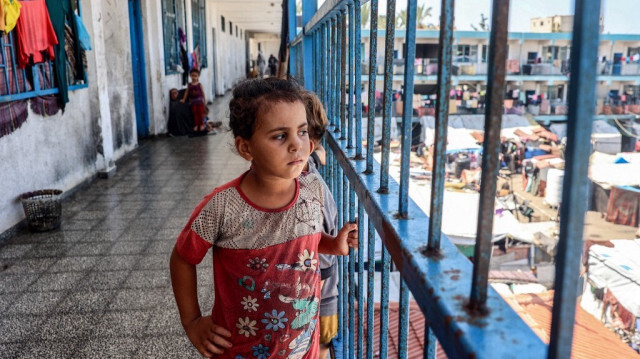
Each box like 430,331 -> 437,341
396,4 -> 434,29
361,2 -> 370,29
470,13 -> 490,31
378,15 -> 386,29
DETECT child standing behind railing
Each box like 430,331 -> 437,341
170,77 -> 357,359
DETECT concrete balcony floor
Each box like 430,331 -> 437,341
0,94 -> 250,358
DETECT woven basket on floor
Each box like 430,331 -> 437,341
20,189 -> 63,232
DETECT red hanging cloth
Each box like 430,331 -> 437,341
15,0 -> 58,68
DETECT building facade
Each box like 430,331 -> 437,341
360,30 -> 640,119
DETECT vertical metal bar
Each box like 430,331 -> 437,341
379,0 -> 396,193
342,172 -> 349,358
331,17 -> 337,126
366,217 -> 375,359
365,0 -> 379,173
336,163 -> 344,342
428,0 -> 455,251
347,2 -> 355,148
470,0 -> 510,309
8,34 -> 22,93
317,30 -> 321,94
548,1 -> 601,358
357,201 -> 365,359
321,25 -> 326,106
398,0 -> 418,216
379,246 -> 391,357
324,22 -> 330,109
0,39 -> 9,92
340,9 -> 347,140
398,279 -> 410,359
423,324 -> 436,359
348,186 -> 356,359
335,15 -> 342,133
354,0 -> 364,160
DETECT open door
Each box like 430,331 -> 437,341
128,0 -> 150,137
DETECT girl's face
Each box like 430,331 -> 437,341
190,72 -> 199,83
236,101 -> 311,181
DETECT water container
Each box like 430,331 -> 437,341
545,169 -> 564,206
454,156 -> 471,178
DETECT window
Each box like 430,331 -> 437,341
542,46 -> 570,63
230,22 -> 233,35
221,16 -> 225,32
454,45 -> 478,63
0,0 -> 87,103
162,0 -> 186,74
191,0 -> 207,68
627,47 -> 640,62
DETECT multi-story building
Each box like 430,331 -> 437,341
360,29 -> 640,120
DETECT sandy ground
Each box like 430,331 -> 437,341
503,173 -> 638,241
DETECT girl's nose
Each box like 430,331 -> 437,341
289,136 -> 302,152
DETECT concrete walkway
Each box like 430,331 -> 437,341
0,94 -> 249,358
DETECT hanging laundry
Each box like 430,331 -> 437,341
15,0 -> 58,68
2,0 -> 21,33
0,0 -> 5,33
46,0 -> 84,109
178,27 -> 186,44
0,100 -> 28,138
74,13 -> 91,50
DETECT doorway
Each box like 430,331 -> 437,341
128,0 -> 150,137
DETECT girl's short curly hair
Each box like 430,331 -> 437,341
301,90 -> 328,142
229,77 -> 308,139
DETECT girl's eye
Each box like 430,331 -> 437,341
299,130 -> 308,136
274,134 -> 285,140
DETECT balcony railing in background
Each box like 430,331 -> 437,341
289,0 -> 602,358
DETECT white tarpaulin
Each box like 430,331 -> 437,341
588,239 -> 640,317
589,151 -> 640,188
420,115 -> 538,153
551,120 -> 622,154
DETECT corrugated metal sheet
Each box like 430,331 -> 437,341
504,291 -> 639,358
355,301 -> 448,359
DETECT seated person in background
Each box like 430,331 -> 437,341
167,88 -> 194,136
497,182 -> 511,197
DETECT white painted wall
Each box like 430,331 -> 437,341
0,0 -> 137,234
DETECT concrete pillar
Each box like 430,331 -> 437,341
302,0 -> 317,90
85,0 -> 116,178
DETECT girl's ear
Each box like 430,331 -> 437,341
309,139 -> 315,154
235,137 -> 253,161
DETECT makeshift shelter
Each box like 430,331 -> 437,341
551,120 -> 623,154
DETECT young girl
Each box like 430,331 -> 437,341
170,78 -> 357,359
181,68 -> 206,132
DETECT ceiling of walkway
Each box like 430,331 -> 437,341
215,0 -> 283,34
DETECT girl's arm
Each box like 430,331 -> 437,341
200,83 -> 206,104
318,222 -> 358,255
170,246 -> 232,356
180,89 -> 189,103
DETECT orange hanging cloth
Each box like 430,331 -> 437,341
15,0 -> 58,68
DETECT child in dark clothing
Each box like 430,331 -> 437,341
181,68 -> 206,132
302,90 -> 339,359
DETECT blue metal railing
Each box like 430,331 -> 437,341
290,0 -> 601,357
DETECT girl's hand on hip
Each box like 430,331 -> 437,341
184,315 -> 232,357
